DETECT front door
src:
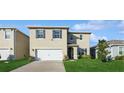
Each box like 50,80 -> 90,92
68,47 -> 73,59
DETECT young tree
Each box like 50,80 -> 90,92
97,40 -> 110,62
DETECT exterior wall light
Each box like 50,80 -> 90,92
32,49 -> 34,51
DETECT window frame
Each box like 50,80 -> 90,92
52,29 -> 62,39
36,29 -> 45,38
70,35 -> 74,40
80,34 -> 83,40
119,46 -> 124,55
5,30 -> 11,39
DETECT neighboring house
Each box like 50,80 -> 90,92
0,28 -> 29,60
28,26 -> 91,61
90,40 -> 124,59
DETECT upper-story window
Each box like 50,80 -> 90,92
119,47 -> 124,55
5,30 -> 11,39
36,30 -> 45,38
80,34 -> 83,40
70,35 -> 74,40
53,30 -> 62,38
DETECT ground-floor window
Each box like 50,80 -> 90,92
78,48 -> 87,55
119,47 -> 124,55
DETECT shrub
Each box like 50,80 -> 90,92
101,57 -> 107,62
78,55 -> 91,59
82,55 -> 91,59
115,56 -> 124,60
106,55 -> 112,61
28,56 -> 36,62
63,55 -> 69,61
78,55 -> 82,59
97,40 -> 110,62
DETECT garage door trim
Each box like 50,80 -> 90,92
35,49 -> 63,61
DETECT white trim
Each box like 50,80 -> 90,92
35,49 -> 63,61
0,48 -> 9,50
4,30 -> 11,40
111,46 -> 113,57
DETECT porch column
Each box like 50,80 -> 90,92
73,47 -> 78,59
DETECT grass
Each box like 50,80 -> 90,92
64,58 -> 124,72
0,58 -> 31,72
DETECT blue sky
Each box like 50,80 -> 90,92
0,20 -> 124,46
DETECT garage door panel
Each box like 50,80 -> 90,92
0,49 -> 10,60
36,49 -> 63,61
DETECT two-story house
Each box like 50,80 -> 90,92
28,26 -> 91,61
0,28 -> 29,60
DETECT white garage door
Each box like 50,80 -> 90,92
0,49 -> 10,60
36,49 -> 63,61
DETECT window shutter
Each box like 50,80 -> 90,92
52,30 -> 54,38
36,30 -> 38,38
60,30 -> 62,38
43,30 -> 45,38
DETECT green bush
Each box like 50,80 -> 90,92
28,56 -> 36,62
63,55 -> 69,61
82,55 -> 91,59
115,56 -> 124,60
97,40 -> 110,62
78,55 -> 91,59
78,55 -> 82,59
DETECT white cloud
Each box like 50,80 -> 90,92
72,20 -> 106,31
72,20 -> 121,31
90,33 -> 108,42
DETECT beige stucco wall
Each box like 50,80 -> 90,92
15,30 -> 29,59
0,29 -> 15,56
68,33 -> 91,55
29,28 -> 68,58
0,28 -> 29,60
73,47 -> 78,59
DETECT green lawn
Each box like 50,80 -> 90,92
64,58 -> 124,72
0,58 -> 31,72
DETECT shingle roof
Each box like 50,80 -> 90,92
27,26 -> 69,29
69,32 -> 91,34
90,40 -> 124,48
107,40 -> 124,45
68,44 -> 79,47
0,27 -> 29,38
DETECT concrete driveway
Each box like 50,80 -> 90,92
12,61 -> 65,72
